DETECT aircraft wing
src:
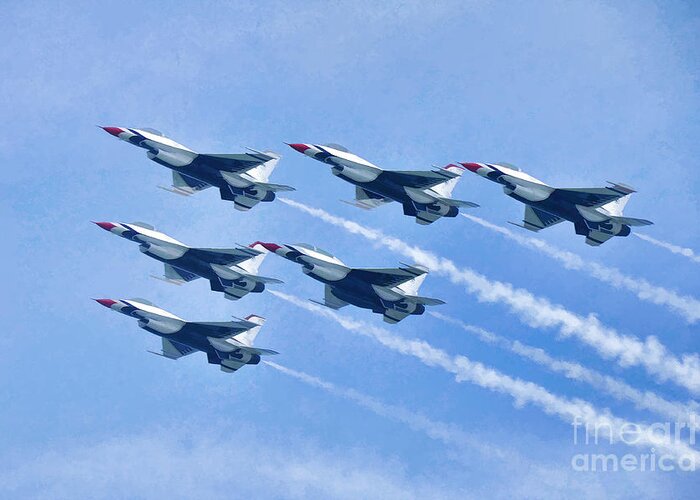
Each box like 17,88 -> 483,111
164,264 -> 200,282
172,171 -> 212,193
521,206 -> 564,231
585,230 -> 616,247
219,358 -> 247,373
187,245 -> 261,266
380,168 -> 461,190
154,338 -> 198,360
348,264 -> 427,288
552,183 -> 635,208
185,321 -> 250,339
193,152 -> 275,173
341,187 -> 392,210
310,285 -> 350,310
383,308 -> 412,324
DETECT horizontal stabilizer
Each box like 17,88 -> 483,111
244,346 -> 279,356
610,215 -> 653,227
249,274 -> 284,285
254,181 -> 296,192
210,264 -> 282,284
253,274 -> 284,284
606,181 -> 636,195
405,295 -> 445,306
436,196 -> 479,208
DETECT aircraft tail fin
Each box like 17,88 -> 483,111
599,185 -> 652,226
245,154 -> 280,182
396,265 -> 428,295
601,194 -> 630,216
431,164 -> 466,198
233,315 -> 266,346
237,243 -> 269,274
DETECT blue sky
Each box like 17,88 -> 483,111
1,0 -> 699,498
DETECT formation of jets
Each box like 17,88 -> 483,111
95,127 -> 654,374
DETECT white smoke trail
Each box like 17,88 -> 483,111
270,291 -> 700,464
263,360 -> 506,461
430,311 -> 700,430
462,214 -> 700,323
278,198 -> 700,395
635,233 -> 700,265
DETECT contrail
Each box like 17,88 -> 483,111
635,233 -> 700,265
462,214 -> 700,323
430,311 -> 700,430
279,198 -> 700,395
270,291 -> 700,464
265,361 -> 598,486
263,360 -> 507,462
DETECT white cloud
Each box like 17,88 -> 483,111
0,425 -> 459,500
462,214 -> 700,323
279,198 -> 700,396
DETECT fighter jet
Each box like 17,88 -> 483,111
94,298 -> 277,373
94,221 -> 281,301
101,126 -> 294,211
287,143 -> 478,225
256,242 -> 443,323
461,162 -> 653,246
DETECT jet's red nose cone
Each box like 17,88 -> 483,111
93,221 -> 116,231
101,126 -> 123,137
460,162 -> 482,173
251,241 -> 282,253
94,298 -> 117,308
288,143 -> 310,154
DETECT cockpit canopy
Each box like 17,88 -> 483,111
497,162 -> 521,172
128,298 -> 154,306
293,243 -> 335,257
292,243 -> 346,265
323,143 -> 349,153
140,128 -> 164,137
130,221 -> 155,230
